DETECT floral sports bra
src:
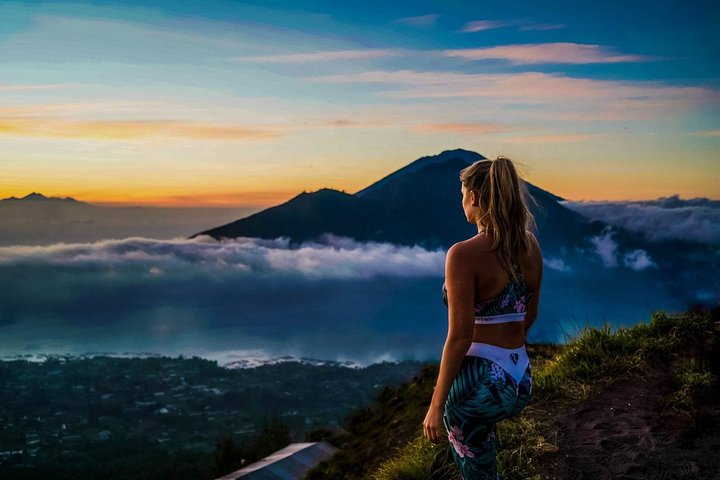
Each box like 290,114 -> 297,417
442,270 -> 532,325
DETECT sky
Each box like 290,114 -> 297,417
1,0 -> 718,207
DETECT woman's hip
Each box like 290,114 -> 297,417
465,342 -> 530,385
444,345 -> 532,420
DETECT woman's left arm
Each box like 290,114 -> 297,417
423,243 -> 475,443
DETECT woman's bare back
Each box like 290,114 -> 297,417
462,231 -> 542,348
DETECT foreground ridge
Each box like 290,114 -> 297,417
304,306 -> 720,480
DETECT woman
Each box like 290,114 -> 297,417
422,156 -> 542,480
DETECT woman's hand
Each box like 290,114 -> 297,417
422,404 -> 445,444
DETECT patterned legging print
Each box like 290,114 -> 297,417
442,355 -> 532,480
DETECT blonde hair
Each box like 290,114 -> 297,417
459,156 -> 538,283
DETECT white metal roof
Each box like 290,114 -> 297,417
215,441 -> 337,480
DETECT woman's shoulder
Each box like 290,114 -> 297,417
445,239 -> 481,269
446,239 -> 471,257
448,235 -> 490,256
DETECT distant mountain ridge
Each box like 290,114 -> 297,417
0,192 -> 87,205
189,148 -> 600,253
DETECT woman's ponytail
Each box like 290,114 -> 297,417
460,156 -> 537,283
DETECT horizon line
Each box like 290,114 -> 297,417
3,190 -> 718,209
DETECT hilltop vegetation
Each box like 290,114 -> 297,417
306,306 -> 720,479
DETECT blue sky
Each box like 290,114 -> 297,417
1,0 -> 718,205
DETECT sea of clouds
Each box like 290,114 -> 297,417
0,233 -> 446,279
0,234 -> 452,364
0,227 -> 698,364
561,195 -> 720,244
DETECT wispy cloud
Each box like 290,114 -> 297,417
517,22 -> 566,31
543,257 -> 571,272
307,118 -> 395,129
11,12 -> 310,61
460,20 -> 512,32
392,14 -> 440,27
0,83 -> 70,92
460,18 -> 566,33
230,41 -> 654,67
0,104 -> 399,138
0,117 -> 286,141
229,48 -> 404,63
442,43 -> 657,64
0,101 -> 171,116
307,70 -> 719,115
0,106 -> 514,141
587,226 -> 656,271
686,130 -> 720,137
497,133 -> 605,144
623,249 -> 657,271
411,122 -> 517,134
589,226 -> 619,268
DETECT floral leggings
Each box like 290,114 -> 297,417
442,355 -> 533,480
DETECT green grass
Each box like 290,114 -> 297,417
306,307 -> 719,480
370,436 -> 456,480
532,309 -> 716,404
665,356 -> 717,414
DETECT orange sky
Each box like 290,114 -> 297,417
1,2 -> 718,207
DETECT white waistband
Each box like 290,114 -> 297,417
474,312 -> 526,324
465,342 -> 529,384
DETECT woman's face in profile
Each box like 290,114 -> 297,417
461,183 -> 476,224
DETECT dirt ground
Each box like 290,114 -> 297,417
533,369 -> 720,479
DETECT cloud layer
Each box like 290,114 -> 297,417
0,234 -> 451,364
563,196 -> 720,244
0,234 -> 446,279
0,232 -> 694,365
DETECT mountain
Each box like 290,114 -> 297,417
0,191 -> 261,248
353,148 -> 486,198
187,148 -> 719,310
0,192 -> 88,205
188,148 -> 602,253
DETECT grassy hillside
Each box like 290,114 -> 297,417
305,306 -> 719,479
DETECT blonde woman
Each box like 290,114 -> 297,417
422,157 -> 543,479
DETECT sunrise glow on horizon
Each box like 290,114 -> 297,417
1,1 -> 718,208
